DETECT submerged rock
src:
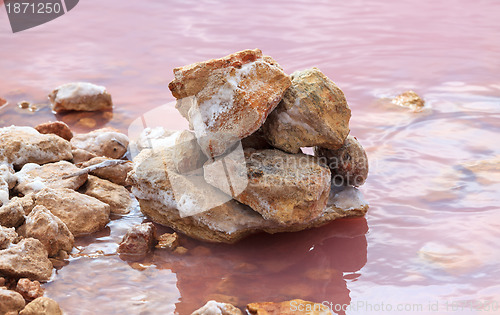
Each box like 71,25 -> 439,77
0,238 -> 53,281
82,175 -> 133,215
71,128 -> 129,159
15,278 -> 44,301
156,232 -> 180,251
392,90 -> 425,111
0,226 -> 18,250
191,300 -> 243,315
14,161 -> 88,195
0,288 -> 25,315
34,121 -> 73,141
262,68 -> 351,154
169,49 -> 291,157
49,82 -> 112,113
20,297 -> 63,315
0,126 -> 72,168
78,157 -> 133,186
118,222 -> 156,260
247,299 -> 333,314
315,135 -> 369,186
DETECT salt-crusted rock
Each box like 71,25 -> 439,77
315,135 -> 369,186
34,121 -> 73,141
48,82 -> 112,113
0,288 -> 25,314
71,128 -> 129,159
262,67 -> 351,154
392,90 -> 425,111
18,205 -> 74,257
156,232 -> 180,250
0,163 -> 16,207
34,188 -> 110,237
0,126 -> 73,168
133,127 -> 176,153
0,195 -> 34,227
169,49 -> 291,157
15,278 -> 44,301
0,226 -> 18,250
78,157 -> 133,186
247,299 -> 333,315
205,148 -> 331,225
192,300 -> 243,315
20,297 -> 63,315
0,238 -> 53,281
117,222 -> 156,260
82,175 -> 133,215
14,161 -> 88,195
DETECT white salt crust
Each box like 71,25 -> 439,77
54,82 -> 106,103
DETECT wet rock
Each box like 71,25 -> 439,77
15,278 -> 44,301
34,188 -> 110,237
34,121 -> 73,141
392,90 -> 425,111
169,49 -> 291,157
0,126 -> 73,168
17,205 -> 74,257
247,299 -> 332,314
205,148 -> 331,225
117,222 -> 156,260
71,147 -> 97,164
0,226 -> 18,250
82,175 -> 133,215
0,238 -> 53,281
155,232 -> 179,250
20,297 -> 63,315
262,68 -> 351,154
0,195 -> 34,227
315,135 -> 369,186
173,246 -> 188,255
15,161 -> 88,195
0,97 -> 6,107
0,288 -> 25,314
78,157 -> 133,186
49,82 -> 113,113
192,300 -> 243,315
70,128 -> 129,159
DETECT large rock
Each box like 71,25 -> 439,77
0,288 -> 25,315
34,188 -> 110,237
15,161 -> 88,195
169,49 -> 291,157
71,128 -> 129,159
0,238 -> 53,281
49,82 -> 112,113
78,157 -> 133,186
0,195 -> 34,227
247,299 -> 333,315
15,278 -> 44,301
82,176 -> 134,215
34,121 -> 73,141
0,226 -> 18,250
192,300 -> 243,315
204,149 -> 331,225
18,205 -> 74,257
20,297 -> 63,315
117,222 -> 156,260
0,126 -> 72,168
262,68 -> 351,153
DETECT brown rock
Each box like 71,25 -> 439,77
0,238 -> 53,281
71,128 -> 129,159
34,121 -> 73,141
0,97 -> 6,107
392,90 -> 425,111
0,126 -> 73,168
247,299 -> 332,315
48,82 -> 112,113
0,226 -> 18,250
205,149 -> 331,225
241,130 -> 273,150
262,67 -> 351,154
173,246 -> 188,255
15,278 -> 44,301
15,161 -> 88,195
192,300 -> 243,315
18,205 -> 74,257
34,188 -> 110,237
315,135 -> 369,186
0,197 -> 27,228
117,222 -> 156,260
155,232 -> 179,250
20,297 -> 63,315
82,175 -> 133,215
71,147 -> 97,164
78,157 -> 133,186
169,49 -> 291,157
0,288 -> 25,314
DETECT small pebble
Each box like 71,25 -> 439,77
18,100 -> 30,109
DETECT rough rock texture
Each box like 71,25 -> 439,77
156,232 -> 179,250
0,126 -> 73,168
192,300 -> 243,315
392,90 -> 425,111
82,175 -> 133,215
34,188 -> 110,237
15,161 -> 88,195
18,205 -> 74,257
0,198 -> 26,228
0,163 -> 16,207
20,297 -> 63,315
241,130 -> 273,150
71,128 -> 129,159
71,147 -> 97,164
34,121 -> 73,141
134,127 -> 176,152
0,288 -> 25,314
315,135 -> 369,186
78,157 -> 133,186
0,238 -> 53,281
117,222 -> 156,260
247,299 -> 333,315
169,49 -> 291,157
49,82 -> 112,113
0,226 -> 18,250
205,149 -> 331,225
262,68 -> 351,154
15,278 -> 44,301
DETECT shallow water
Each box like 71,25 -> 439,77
1,0 -> 500,314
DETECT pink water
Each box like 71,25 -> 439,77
1,0 -> 500,314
